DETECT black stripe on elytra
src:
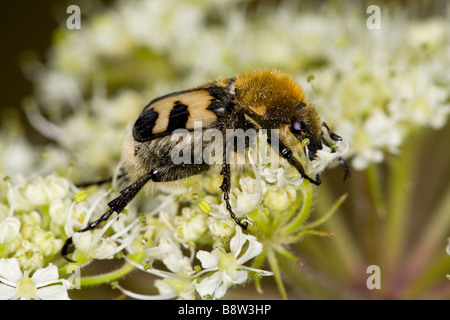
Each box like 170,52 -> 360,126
133,108 -> 159,142
207,78 -> 236,117
166,101 -> 190,132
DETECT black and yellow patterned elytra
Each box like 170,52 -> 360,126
133,79 -> 236,142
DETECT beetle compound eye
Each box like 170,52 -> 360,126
290,119 -> 306,135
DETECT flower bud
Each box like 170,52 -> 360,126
208,217 -> 235,239
44,175 -> 70,202
0,216 -> 21,244
236,177 -> 266,213
49,198 -> 70,227
263,186 -> 297,211
73,230 -> 117,259
19,211 -> 42,240
32,230 -> 64,256
14,240 -> 44,270
175,208 -> 207,243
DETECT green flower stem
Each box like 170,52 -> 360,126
401,183 -> 450,288
251,249 -> 267,294
384,137 -> 417,273
278,250 -> 357,299
314,183 -> 365,279
280,180 -> 313,237
79,251 -> 146,287
365,164 -> 383,264
287,229 -> 333,246
299,193 -> 348,231
278,193 -> 348,298
366,163 -> 386,217
266,248 -> 287,300
403,252 -> 450,299
274,243 -> 301,265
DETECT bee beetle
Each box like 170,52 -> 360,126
62,68 -> 349,261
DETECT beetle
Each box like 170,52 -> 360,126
62,68 -> 349,261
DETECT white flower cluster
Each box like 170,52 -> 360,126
0,175 -> 78,299
21,1 -> 450,177
0,176 -> 72,263
0,174 -> 144,299
1,161 -> 331,300
116,224 -> 271,300
108,134 -> 343,299
307,13 -> 450,169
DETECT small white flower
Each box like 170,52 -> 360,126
71,210 -> 140,260
0,258 -> 71,300
72,229 -> 119,260
0,216 -> 21,244
235,177 -> 266,213
14,180 -> 48,210
43,175 -> 71,202
121,274 -> 196,300
311,140 -> 348,175
208,217 -> 235,239
263,186 -> 297,212
155,278 -> 196,300
194,226 -> 271,299
13,240 -> 44,271
174,208 -> 208,244
31,230 -> 64,257
146,236 -> 192,274
116,256 -> 195,300
348,110 -> 403,170
208,194 -> 241,221
0,137 -> 36,176
406,20 -> 446,54
18,210 -> 41,240
260,166 -> 303,188
8,175 -> 72,212
49,198 -> 72,227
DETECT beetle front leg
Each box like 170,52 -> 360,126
219,135 -> 248,229
62,171 -> 154,261
220,162 -> 248,229
267,131 -> 321,185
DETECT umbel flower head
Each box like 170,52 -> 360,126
1,0 -> 449,300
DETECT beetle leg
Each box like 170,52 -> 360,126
267,130 -> 321,185
62,163 -> 211,262
62,171 -> 154,261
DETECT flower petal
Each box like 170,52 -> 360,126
213,281 -> 228,299
227,270 -> 248,285
196,250 -> 218,269
31,264 -> 59,285
236,235 -> 263,265
195,272 -> 221,298
0,258 -> 23,284
36,285 -> 70,300
230,226 -> 245,257
0,283 -> 18,300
